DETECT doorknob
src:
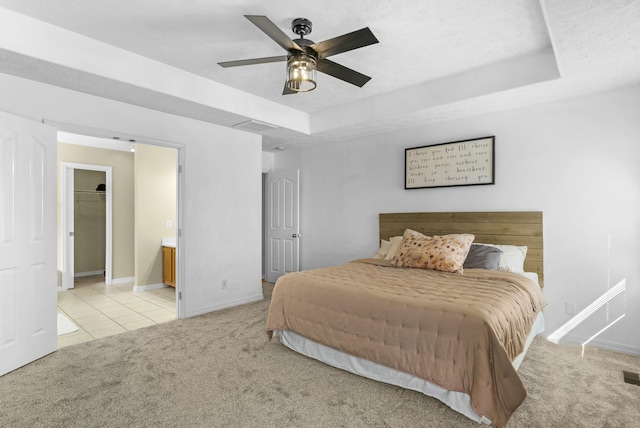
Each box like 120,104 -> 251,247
292,233 -> 301,238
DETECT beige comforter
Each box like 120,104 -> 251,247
266,259 -> 547,428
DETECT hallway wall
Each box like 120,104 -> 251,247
134,143 -> 177,287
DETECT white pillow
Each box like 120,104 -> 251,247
476,243 -> 527,273
384,236 -> 404,261
373,239 -> 391,259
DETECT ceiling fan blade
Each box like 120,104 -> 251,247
316,59 -> 372,87
244,15 -> 303,53
311,27 -> 378,59
218,55 -> 287,68
282,84 -> 297,95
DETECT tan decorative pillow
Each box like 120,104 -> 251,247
391,229 -> 475,274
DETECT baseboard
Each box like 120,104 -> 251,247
111,276 -> 134,285
133,283 -> 168,292
185,293 -> 265,318
562,333 -> 640,356
74,270 -> 104,278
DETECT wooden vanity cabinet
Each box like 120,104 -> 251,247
162,246 -> 176,287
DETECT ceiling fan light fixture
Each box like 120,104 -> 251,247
219,15 -> 378,95
286,53 -> 317,92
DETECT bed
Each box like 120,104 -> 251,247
266,212 -> 547,428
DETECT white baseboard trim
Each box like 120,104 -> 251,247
133,283 -> 168,292
184,293 -> 264,319
561,333 -> 640,356
74,270 -> 104,278
111,276 -> 134,285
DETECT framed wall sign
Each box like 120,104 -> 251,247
405,136 -> 495,189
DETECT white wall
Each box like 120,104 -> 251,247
0,73 -> 263,318
275,85 -> 640,355
262,151 -> 274,173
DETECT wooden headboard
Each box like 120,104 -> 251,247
379,211 -> 544,287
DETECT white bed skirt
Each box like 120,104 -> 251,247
278,312 -> 545,425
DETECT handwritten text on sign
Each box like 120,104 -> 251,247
405,137 -> 494,189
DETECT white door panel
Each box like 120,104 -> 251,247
266,170 -> 299,283
0,110 -> 57,376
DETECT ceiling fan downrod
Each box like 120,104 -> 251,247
291,18 -> 312,38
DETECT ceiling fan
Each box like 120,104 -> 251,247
218,15 -> 379,95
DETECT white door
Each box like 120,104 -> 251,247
0,110 -> 57,376
266,169 -> 300,283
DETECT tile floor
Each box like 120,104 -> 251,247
57,280 -> 176,349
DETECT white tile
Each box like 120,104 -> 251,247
111,295 -> 145,304
122,319 -> 157,330
112,313 -> 148,325
90,325 -> 128,339
128,302 -> 163,312
58,282 -> 175,346
58,331 -> 93,348
101,307 -> 137,318
64,309 -> 104,320
145,312 -> 175,324
81,319 -> 121,332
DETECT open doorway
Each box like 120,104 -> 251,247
56,133 -> 180,348
60,162 -> 112,290
72,168 -> 107,287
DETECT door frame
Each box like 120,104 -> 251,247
60,162 -> 113,289
50,121 -> 186,319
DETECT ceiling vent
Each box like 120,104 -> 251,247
232,120 -> 278,133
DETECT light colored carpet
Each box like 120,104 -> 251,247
74,274 -> 105,288
1,299 -> 638,427
57,313 -> 78,336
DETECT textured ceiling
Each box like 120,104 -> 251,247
0,0 -> 551,113
0,0 -> 639,151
